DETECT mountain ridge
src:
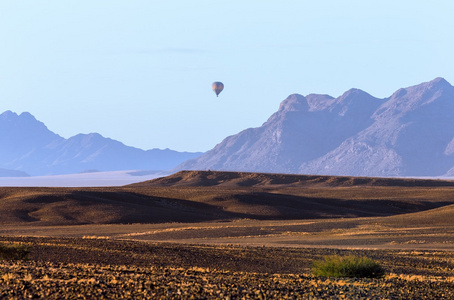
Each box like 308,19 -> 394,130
177,78 -> 454,177
132,170 -> 454,188
0,111 -> 202,176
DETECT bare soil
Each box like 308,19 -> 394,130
1,236 -> 454,299
2,171 -> 454,298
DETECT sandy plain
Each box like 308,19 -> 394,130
2,170 -> 454,298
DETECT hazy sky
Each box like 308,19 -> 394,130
1,1 -> 453,152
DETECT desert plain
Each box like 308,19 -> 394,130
1,170 -> 454,299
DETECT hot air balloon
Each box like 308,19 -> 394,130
212,82 -> 224,97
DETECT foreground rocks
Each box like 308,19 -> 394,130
1,237 -> 454,299
2,260 -> 454,299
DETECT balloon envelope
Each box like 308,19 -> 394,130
212,82 -> 224,97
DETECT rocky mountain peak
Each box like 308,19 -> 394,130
18,111 -> 38,121
0,110 -> 60,139
373,77 -> 454,121
305,94 -> 336,111
332,88 -> 382,117
277,94 -> 309,112
399,77 -> 453,98
428,77 -> 451,88
0,110 -> 17,120
1,110 -> 39,122
336,88 -> 375,103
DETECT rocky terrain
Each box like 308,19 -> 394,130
1,236 -> 454,299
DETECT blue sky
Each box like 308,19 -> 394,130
1,1 -> 453,152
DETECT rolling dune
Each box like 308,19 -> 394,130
130,170 -> 454,188
1,170 -> 454,227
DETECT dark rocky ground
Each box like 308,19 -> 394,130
1,236 -> 454,299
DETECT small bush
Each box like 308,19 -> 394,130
0,243 -> 30,261
312,255 -> 385,278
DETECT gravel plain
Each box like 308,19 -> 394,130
1,236 -> 454,299
2,171 -> 454,298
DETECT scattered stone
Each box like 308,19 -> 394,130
1,236 -> 454,299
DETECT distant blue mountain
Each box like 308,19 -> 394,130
177,78 -> 454,177
0,111 -> 202,176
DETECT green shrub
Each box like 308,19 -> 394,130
0,243 -> 30,261
312,255 -> 385,278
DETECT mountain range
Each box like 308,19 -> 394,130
178,77 -> 454,177
3,78 -> 453,178
0,111 -> 202,176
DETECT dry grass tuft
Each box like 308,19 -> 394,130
0,243 -> 29,261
